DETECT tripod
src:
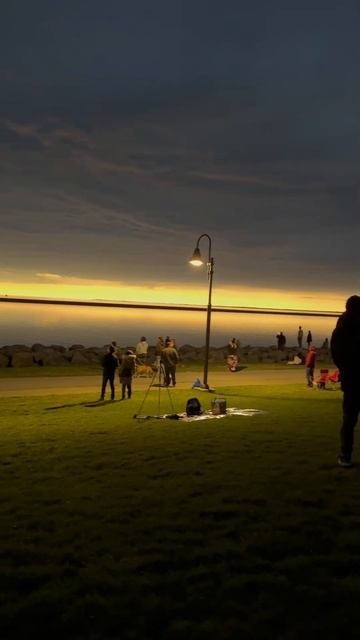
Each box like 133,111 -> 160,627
134,363 -> 176,420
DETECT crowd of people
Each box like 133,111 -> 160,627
276,327 -> 316,351
102,329 -> 332,400
100,336 -> 179,401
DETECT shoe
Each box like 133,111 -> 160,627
338,456 -> 353,468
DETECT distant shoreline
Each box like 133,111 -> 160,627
0,296 -> 341,318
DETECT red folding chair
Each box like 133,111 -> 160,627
316,368 -> 329,389
328,369 -> 340,386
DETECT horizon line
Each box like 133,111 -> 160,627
0,295 -> 341,318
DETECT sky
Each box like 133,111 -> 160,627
1,1 -> 360,312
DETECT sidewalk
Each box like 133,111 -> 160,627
0,368 -> 306,397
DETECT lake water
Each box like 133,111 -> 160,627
0,302 -> 339,348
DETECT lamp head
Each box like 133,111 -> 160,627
189,246 -> 203,267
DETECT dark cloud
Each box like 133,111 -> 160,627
1,2 -> 360,295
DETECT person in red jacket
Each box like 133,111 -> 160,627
305,345 -> 316,387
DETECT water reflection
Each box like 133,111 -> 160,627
0,302 -> 338,347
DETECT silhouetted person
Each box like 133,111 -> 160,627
297,326 -> 303,349
100,345 -> 118,401
306,330 -> 312,347
161,339 -> 179,387
331,295 -> 360,467
276,331 -> 286,350
119,349 -> 136,399
321,337 -> 329,350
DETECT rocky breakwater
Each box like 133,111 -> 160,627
0,343 -> 332,368
178,344 -> 331,364
0,344 -> 108,368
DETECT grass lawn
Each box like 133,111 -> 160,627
0,361 -> 334,378
0,384 -> 357,639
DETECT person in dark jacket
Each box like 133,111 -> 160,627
306,330 -> 313,347
161,339 -> 179,387
276,331 -> 286,350
100,345 -> 118,400
119,349 -> 136,399
331,295 -> 360,467
297,326 -> 304,349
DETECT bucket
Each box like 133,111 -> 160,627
211,398 -> 227,415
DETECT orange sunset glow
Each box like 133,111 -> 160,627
0,274 -> 346,313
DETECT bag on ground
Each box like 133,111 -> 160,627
186,397 -> 202,416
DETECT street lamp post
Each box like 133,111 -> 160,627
189,233 -> 214,389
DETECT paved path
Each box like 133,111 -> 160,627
0,368 -> 307,397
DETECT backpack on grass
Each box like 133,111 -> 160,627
186,397 -> 202,416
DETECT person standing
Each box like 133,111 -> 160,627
161,339 -> 179,387
119,349 -> 136,400
227,338 -> 240,356
297,326 -> 304,349
100,345 -> 118,401
155,336 -> 164,368
304,345 -> 316,387
276,331 -> 286,350
321,337 -> 329,350
331,295 -> 360,468
135,336 -> 148,364
306,330 -> 312,348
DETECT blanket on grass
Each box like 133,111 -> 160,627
134,408 -> 267,421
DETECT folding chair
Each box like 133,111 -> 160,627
316,368 -> 329,389
328,369 -> 341,388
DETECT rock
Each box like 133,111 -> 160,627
11,344 -> 31,351
0,353 -> 9,367
272,350 -> 288,362
70,350 -> 90,364
85,347 -> 106,356
69,344 -> 85,351
33,349 -> 69,366
178,346 -> 202,361
247,353 -> 260,363
31,343 -> 46,352
50,344 -> 67,353
81,350 -> 103,364
11,351 -> 35,367
208,347 -> 227,362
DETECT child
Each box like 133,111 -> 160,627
305,345 -> 316,387
100,345 -> 119,400
119,349 -> 136,399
